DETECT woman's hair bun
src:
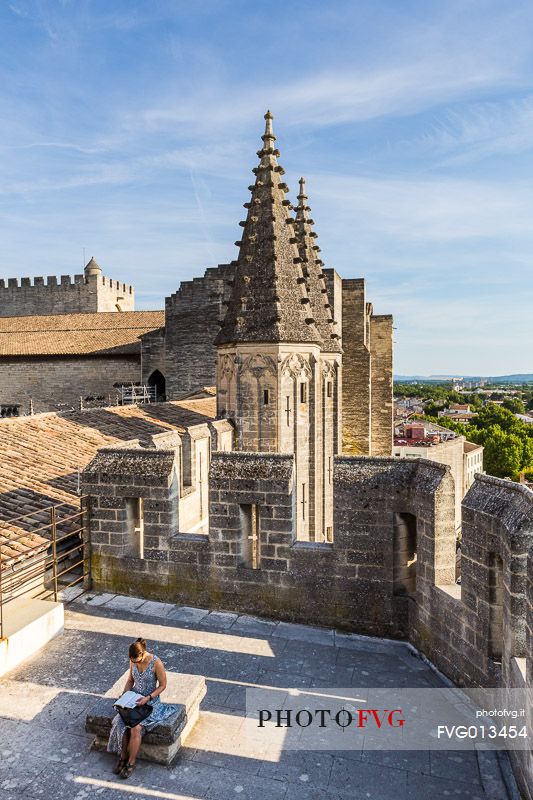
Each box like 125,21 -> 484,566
129,637 -> 147,659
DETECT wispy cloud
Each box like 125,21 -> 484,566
311,172 -> 533,244
410,95 -> 533,164
1,0 -> 533,374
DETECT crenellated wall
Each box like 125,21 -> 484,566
162,264 -> 234,397
82,452 -> 456,638
0,272 -> 134,317
83,450 -> 533,798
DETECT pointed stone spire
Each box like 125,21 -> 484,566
294,178 -> 340,353
215,113 -> 322,346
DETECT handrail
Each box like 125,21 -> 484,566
0,497 -> 90,640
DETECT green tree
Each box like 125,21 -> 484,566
502,397 -> 526,414
422,401 -> 443,417
473,426 -> 522,478
471,404 -> 520,434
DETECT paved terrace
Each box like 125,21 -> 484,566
0,594 -> 515,800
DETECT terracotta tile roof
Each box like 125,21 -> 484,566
0,397 -> 216,567
0,311 -> 164,356
0,520 -> 48,567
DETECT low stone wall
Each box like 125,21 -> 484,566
83,452 -> 455,638
0,355 -> 140,413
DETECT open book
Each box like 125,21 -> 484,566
114,691 -> 144,709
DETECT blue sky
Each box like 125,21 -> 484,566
0,0 -> 532,376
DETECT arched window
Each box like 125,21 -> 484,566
147,370 -> 166,400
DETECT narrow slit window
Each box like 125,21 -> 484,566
488,553 -> 503,662
240,504 -> 259,569
126,497 -> 144,559
327,381 -> 332,398
300,382 -> 307,404
393,512 -> 416,596
263,389 -> 270,405
301,483 -> 307,520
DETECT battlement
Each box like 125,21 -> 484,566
159,263 -> 235,397
166,263 -> 234,314
0,274 -> 86,288
0,262 -> 135,317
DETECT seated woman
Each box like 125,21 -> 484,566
108,637 -> 178,779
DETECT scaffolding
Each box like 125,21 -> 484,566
119,384 -> 157,405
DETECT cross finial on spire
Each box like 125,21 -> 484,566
298,177 -> 307,200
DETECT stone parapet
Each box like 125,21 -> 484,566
0,271 -> 134,316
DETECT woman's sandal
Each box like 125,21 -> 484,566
120,762 -> 136,780
112,757 -> 127,775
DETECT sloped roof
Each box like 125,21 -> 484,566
0,397 -> 216,567
0,311 -> 164,356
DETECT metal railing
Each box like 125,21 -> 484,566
0,499 -> 91,641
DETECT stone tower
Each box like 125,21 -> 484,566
215,112 -> 342,541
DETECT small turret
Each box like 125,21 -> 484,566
84,257 -> 102,278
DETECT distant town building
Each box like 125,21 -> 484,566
438,404 -> 477,423
394,420 -> 483,533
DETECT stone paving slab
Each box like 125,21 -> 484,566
101,594 -> 147,611
0,593 -> 517,800
199,610 -> 240,629
272,621 -> 335,645
81,592 -> 116,607
231,615 -> 279,636
329,755 -> 408,799
204,769 -> 289,800
136,600 -> 176,617
334,630 -> 411,653
407,772 -> 486,800
258,749 -> 335,788
429,750 -> 482,784
167,605 -> 210,623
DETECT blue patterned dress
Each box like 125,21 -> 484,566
107,654 -> 179,754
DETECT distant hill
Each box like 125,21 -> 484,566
395,374 -> 533,384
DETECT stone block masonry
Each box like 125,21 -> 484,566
0,355 -> 140,413
0,271 -> 134,317
162,264 -> 235,396
83,451 -> 455,639
341,279 -> 371,454
370,314 -> 393,456
340,281 -> 393,456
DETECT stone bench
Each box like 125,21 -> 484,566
86,671 -> 206,765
